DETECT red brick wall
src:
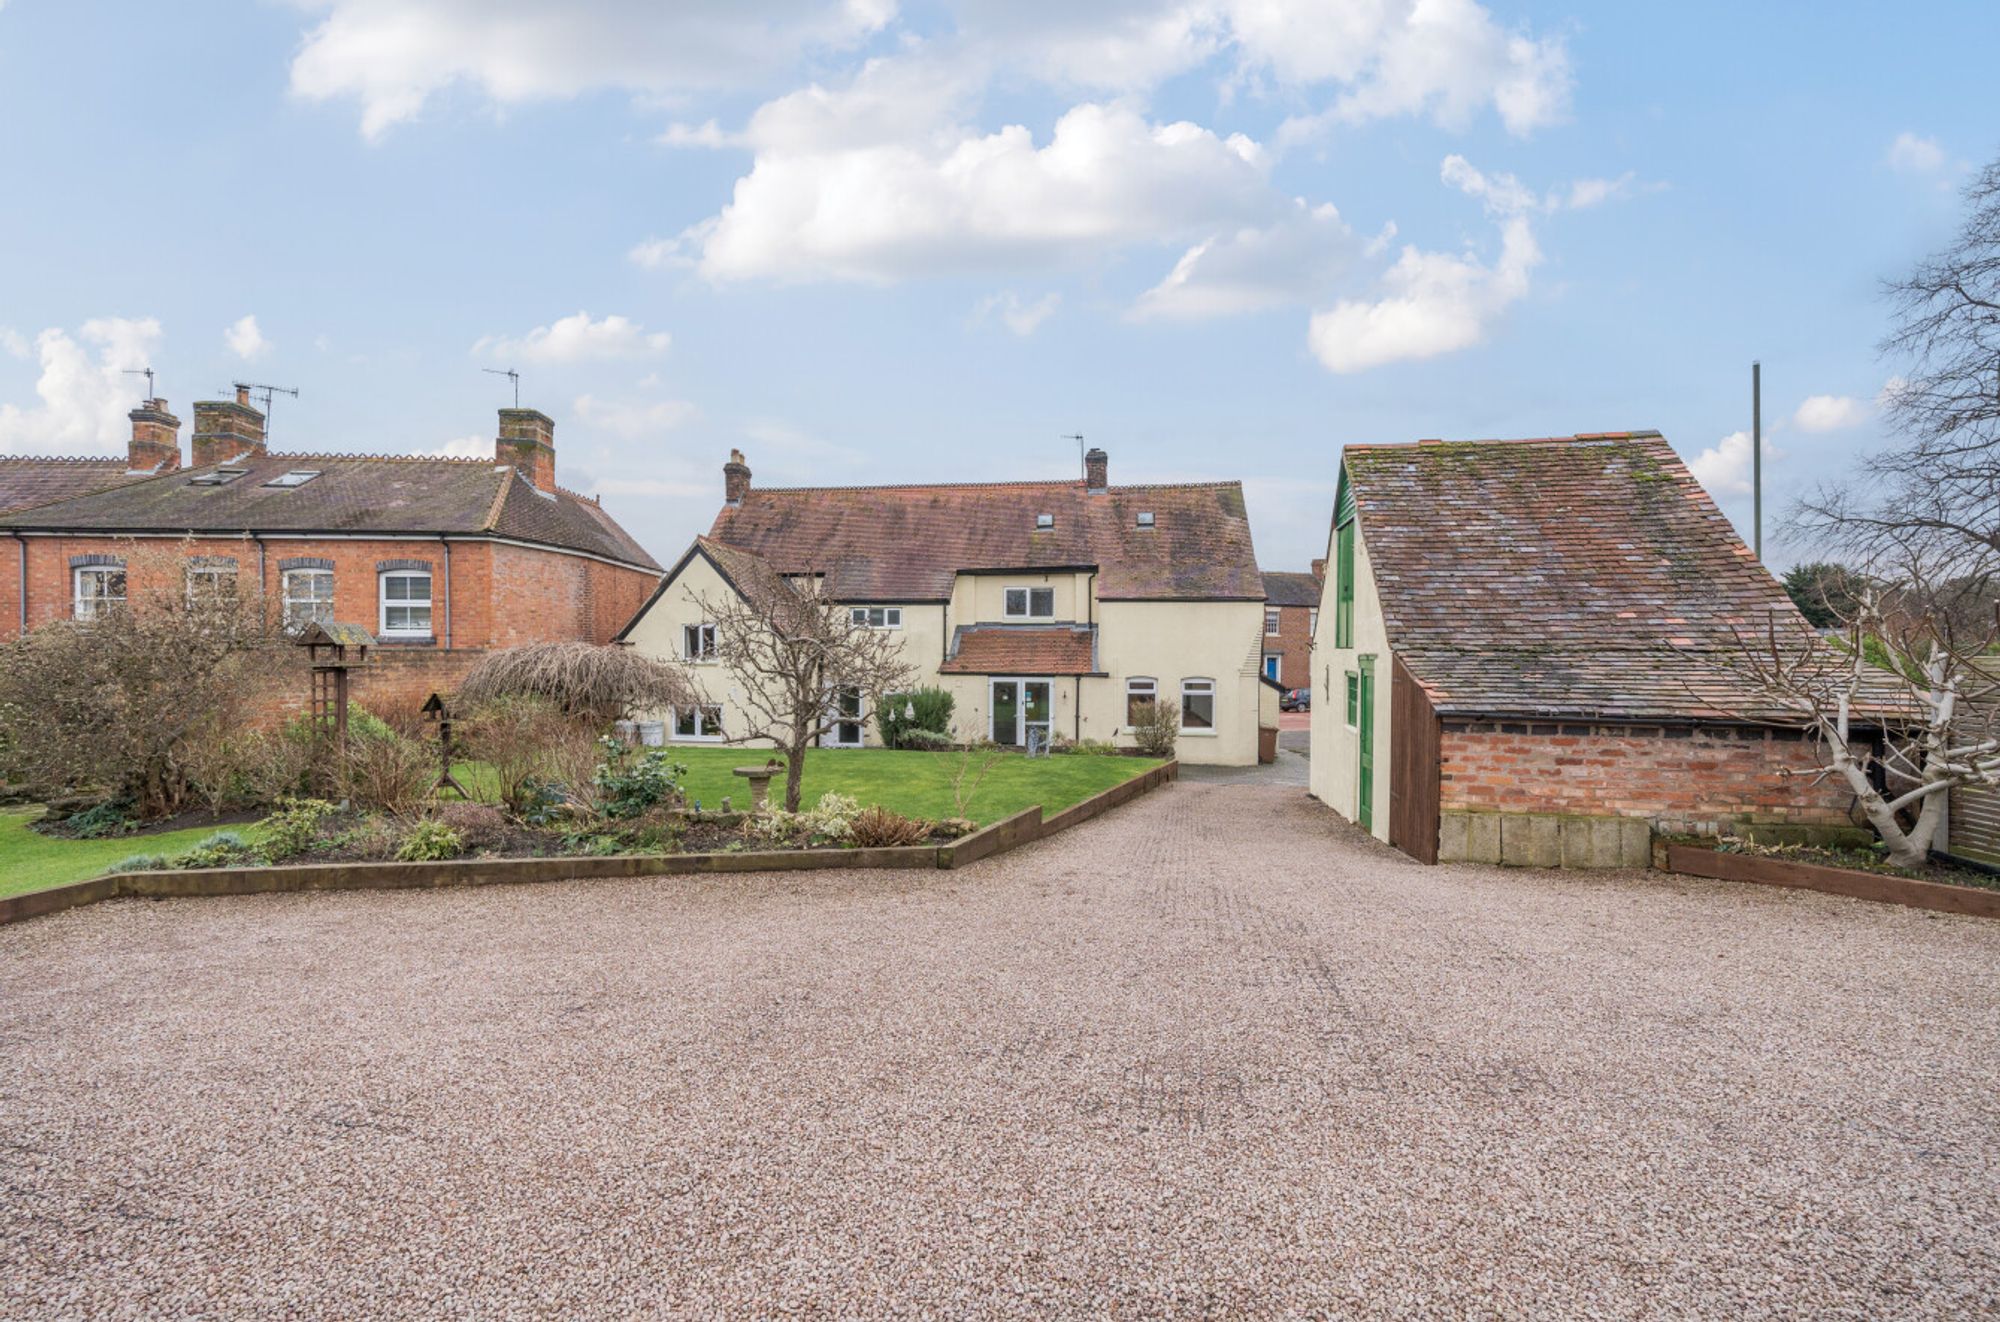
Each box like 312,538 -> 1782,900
1265,602 -> 1317,689
0,534 -> 654,648
1439,722 -> 1857,827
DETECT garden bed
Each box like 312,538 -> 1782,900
0,762 -> 1178,927
1663,838 -> 2000,920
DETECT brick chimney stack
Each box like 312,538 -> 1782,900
724,448 -> 751,506
190,387 -> 267,467
126,398 -> 181,474
1311,557 -> 1327,580
496,408 -> 557,496
1084,447 -> 1108,493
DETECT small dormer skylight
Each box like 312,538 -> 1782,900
188,468 -> 249,487
264,469 -> 322,489
1136,511 -> 1156,528
1035,513 -> 1055,530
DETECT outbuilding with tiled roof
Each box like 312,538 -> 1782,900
1308,432 -> 1872,864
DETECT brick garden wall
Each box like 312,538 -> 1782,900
1439,721 -> 1858,829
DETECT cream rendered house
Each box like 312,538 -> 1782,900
616,447 -> 1269,765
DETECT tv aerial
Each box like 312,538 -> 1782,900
235,381 -> 301,439
122,367 -> 156,398
483,367 -> 521,407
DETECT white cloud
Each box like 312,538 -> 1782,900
1563,172 -> 1637,210
682,100 -> 1275,283
572,393 -> 700,438
658,119 -> 738,149
1688,430 -> 1762,497
0,327 -> 29,358
475,312 -> 671,362
289,0 -> 894,139
1307,215 -> 1539,372
0,317 -> 163,456
225,314 -> 270,360
422,434 -> 493,458
1792,394 -> 1868,433
1133,200 -> 1355,320
1441,154 -> 1640,216
975,291 -> 1062,336
1887,132 -> 1945,174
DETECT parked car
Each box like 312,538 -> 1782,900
1281,687 -> 1311,711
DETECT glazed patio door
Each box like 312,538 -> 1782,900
831,686 -> 864,747
989,679 -> 1052,749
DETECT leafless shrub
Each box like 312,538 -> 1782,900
0,540 -> 296,818
461,694 -> 600,815
851,805 -> 931,848
344,728 -> 435,815
458,641 -> 696,725
1130,700 -> 1180,758
940,742 -> 1006,820
424,801 -> 509,852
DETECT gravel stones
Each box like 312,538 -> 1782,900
4,783 -> 1998,1316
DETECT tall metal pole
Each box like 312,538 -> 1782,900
1752,360 -> 1763,560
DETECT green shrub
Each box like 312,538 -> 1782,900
894,728 -> 954,751
171,831 -> 260,870
106,854 -> 169,874
877,687 -> 955,748
260,797 -> 339,862
395,819 -> 465,862
1054,737 -> 1117,756
66,800 -> 139,840
592,740 -> 687,819
749,791 -> 863,846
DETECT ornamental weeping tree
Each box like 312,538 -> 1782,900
690,574 -> 915,812
1708,580 -> 2000,868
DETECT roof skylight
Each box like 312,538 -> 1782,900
1035,513 -> 1054,530
264,470 -> 322,489
188,468 -> 249,487
1136,511 -> 1155,528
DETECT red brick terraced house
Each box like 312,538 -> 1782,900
1261,568 -> 1322,690
1309,432 -> 1879,867
0,392 -> 662,715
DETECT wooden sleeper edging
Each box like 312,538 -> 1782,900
1663,843 -> 2000,920
0,760 -> 1179,927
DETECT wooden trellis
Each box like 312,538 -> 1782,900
294,622 -> 375,741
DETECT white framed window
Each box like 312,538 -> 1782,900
1181,678 -> 1216,732
1004,586 -> 1055,619
683,622 -> 718,661
185,563 -> 238,603
282,569 -> 335,629
1265,608 -> 1282,635
672,705 -> 724,741
1125,677 -> 1157,727
1309,608 -> 1319,635
850,606 -> 902,629
378,570 -> 433,638
73,566 -> 125,620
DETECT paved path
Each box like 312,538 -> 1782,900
1177,746 -> 1311,785
6,784 -> 2000,1316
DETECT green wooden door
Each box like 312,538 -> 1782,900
1357,656 -> 1376,832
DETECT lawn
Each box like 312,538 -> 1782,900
455,748 -> 1161,825
0,808 -> 260,900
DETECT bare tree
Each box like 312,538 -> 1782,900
1793,156 -> 2000,577
690,573 -> 915,811
1701,582 -> 2000,867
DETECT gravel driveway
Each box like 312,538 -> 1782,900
6,783 -> 1999,1317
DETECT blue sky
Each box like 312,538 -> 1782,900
0,0 -> 1992,571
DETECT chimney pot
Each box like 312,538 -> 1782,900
724,449 -> 752,506
127,398 -> 182,474
1084,447 -> 1108,493
191,394 -> 267,467
495,408 -> 557,495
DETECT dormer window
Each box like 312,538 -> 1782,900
1035,513 -> 1054,530
1136,511 -> 1155,528
264,469 -> 321,489
1004,587 -> 1055,619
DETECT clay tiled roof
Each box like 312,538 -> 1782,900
0,457 -> 141,516
1344,432 -> 1821,721
939,624 -> 1100,675
708,479 -> 1260,602
1262,570 -> 1322,607
0,453 -> 659,571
